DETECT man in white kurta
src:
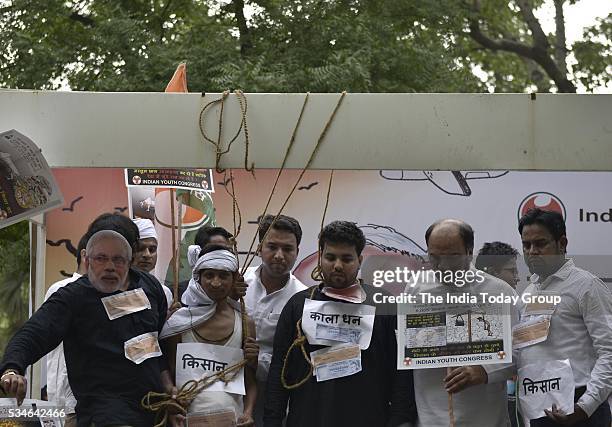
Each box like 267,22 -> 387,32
408,219 -> 517,427
408,272 -> 518,427
132,218 -> 174,309
44,235 -> 88,424
242,214 -> 307,426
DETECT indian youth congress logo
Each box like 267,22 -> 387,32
518,192 -> 566,221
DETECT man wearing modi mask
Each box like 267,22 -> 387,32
160,245 -> 258,426
0,230 -> 180,426
263,221 -> 416,427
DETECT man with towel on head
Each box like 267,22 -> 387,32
161,245 -> 259,426
180,226 -> 234,303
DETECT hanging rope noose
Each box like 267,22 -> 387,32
235,90 -> 254,173
199,90 -> 253,174
239,93 -> 310,274
311,169 -> 334,282
280,286 -> 318,389
144,93 -> 349,421
223,167 -> 250,348
282,171 -> 334,389
241,92 -> 347,274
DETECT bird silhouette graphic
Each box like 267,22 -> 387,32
298,182 -> 319,191
62,196 -> 83,212
114,206 -> 128,213
46,239 -> 77,257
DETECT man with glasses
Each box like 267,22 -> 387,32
408,219 -> 517,427
517,209 -> 611,427
475,241 -> 523,427
475,242 -> 520,290
0,229 -> 178,426
42,233 -> 88,426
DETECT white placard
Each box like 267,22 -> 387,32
176,343 -> 245,395
397,288 -> 513,370
301,299 -> 376,350
518,359 -> 575,421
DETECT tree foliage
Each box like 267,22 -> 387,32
0,221 -> 30,359
1,1 -> 608,93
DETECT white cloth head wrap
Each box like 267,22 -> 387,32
191,249 -> 238,281
160,249 -> 240,339
133,218 -> 158,240
187,245 -> 201,267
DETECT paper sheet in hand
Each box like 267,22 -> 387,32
176,343 -> 245,395
302,299 -> 375,350
518,359 -> 575,420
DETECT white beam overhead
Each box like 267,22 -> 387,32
0,90 -> 610,170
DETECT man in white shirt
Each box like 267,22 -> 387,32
410,219 -> 516,427
132,218 -> 174,310
44,234 -> 88,426
475,241 -> 524,427
518,208 -> 611,426
242,214 -> 307,426
132,218 -> 158,274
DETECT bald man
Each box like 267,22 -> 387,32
0,230 -> 177,427
407,219 -> 518,427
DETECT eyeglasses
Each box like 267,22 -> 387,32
88,255 -> 128,267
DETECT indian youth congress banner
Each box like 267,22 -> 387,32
125,167 -> 216,286
396,286 -> 513,370
125,168 -> 214,192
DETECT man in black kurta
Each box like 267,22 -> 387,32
263,221 -> 415,427
0,230 -> 169,426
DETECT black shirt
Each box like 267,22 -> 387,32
263,283 -> 416,427
0,269 -> 168,427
